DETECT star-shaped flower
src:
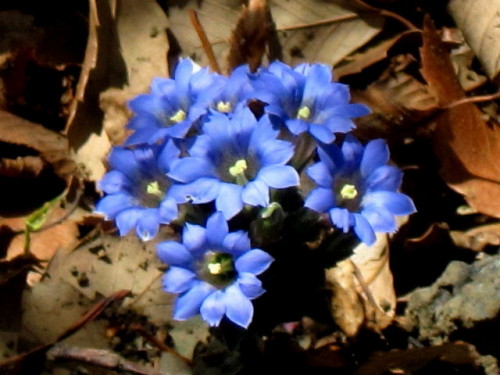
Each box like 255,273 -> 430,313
167,106 -> 300,219
95,140 -> 180,241
304,135 -> 416,245
252,61 -> 370,143
157,211 -> 274,328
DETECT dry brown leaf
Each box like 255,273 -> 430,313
420,16 -> 500,218
449,222 -> 500,252
168,0 -> 383,70
334,31 -> 418,79
0,110 -> 76,181
448,0 -> 500,82
352,70 -> 438,138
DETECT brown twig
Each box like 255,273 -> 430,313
443,91 -> 500,109
188,9 -> 221,74
129,324 -> 193,366
277,14 -> 359,31
46,344 -> 169,375
351,0 -> 419,31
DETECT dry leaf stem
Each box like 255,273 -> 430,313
188,9 -> 221,74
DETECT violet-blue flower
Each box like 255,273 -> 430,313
157,211 -> 274,328
125,58 -> 225,145
167,106 -> 300,219
304,135 -> 416,245
252,61 -> 370,143
95,139 -> 180,241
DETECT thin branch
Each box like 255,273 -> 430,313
189,9 -> 221,74
129,324 -> 193,366
277,14 -> 358,31
47,345 -> 169,375
443,91 -> 500,109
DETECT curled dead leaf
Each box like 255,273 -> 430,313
420,16 -> 500,218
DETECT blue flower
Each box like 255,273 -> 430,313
304,135 -> 416,245
95,139 -> 180,241
190,64 -> 255,117
167,106 -> 300,219
157,211 -> 274,328
252,61 -> 370,143
125,58 -> 225,145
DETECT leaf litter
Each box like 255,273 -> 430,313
0,1 -> 499,374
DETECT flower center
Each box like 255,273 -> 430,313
229,159 -> 249,185
339,184 -> 358,200
200,251 -> 237,288
169,109 -> 186,123
297,105 -> 311,120
139,178 -> 167,207
216,101 -> 232,113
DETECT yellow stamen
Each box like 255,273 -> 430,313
146,181 -> 163,198
229,159 -> 248,177
340,184 -> 358,200
217,101 -> 232,113
207,262 -> 222,275
169,109 -> 186,123
297,106 -> 311,120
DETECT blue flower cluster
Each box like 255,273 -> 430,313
96,58 -> 415,328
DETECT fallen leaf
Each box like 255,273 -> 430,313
0,110 -> 76,181
272,0 -> 384,67
420,16 -> 500,218
167,0 -> 383,70
334,31 -> 418,79
448,0 -> 500,82
352,70 -> 438,138
449,222 -> 500,252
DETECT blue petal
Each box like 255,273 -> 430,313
157,139 -> 181,172
222,231 -> 251,256
353,213 -> 376,245
242,180 -> 269,207
317,143 -> 343,174
341,135 -> 364,173
107,148 -> 140,180
200,290 -> 226,327
361,208 -> 397,233
258,139 -> 295,166
248,115 -> 279,153
365,165 -> 402,192
238,272 -> 265,299
182,223 -> 207,252
257,165 -> 299,188
360,139 -> 389,178
136,209 -> 160,241
363,191 -> 416,215
99,171 -> 132,194
163,266 -> 196,293
128,94 -> 165,117
322,116 -> 355,134
309,123 -> 335,144
158,197 -> 178,223
285,118 -> 308,135
304,187 -> 335,213
235,249 -> 274,275
168,157 -> 216,183
302,64 -> 332,104
168,178 -> 221,204
330,103 -> 371,118
165,119 -> 193,139
306,162 -> 333,187
174,58 -> 194,93
157,242 -> 192,266
215,183 -> 244,220
329,207 -> 353,233
95,194 -> 134,219
115,208 -> 142,236
223,284 -> 254,328
206,211 -> 228,247
173,281 -> 216,321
